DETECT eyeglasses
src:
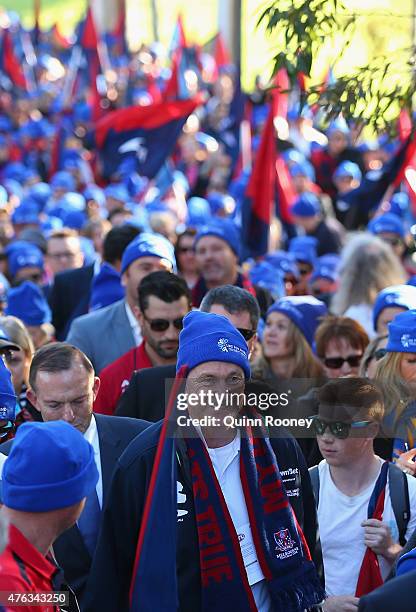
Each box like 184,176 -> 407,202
143,315 -> 184,332
323,354 -> 362,369
310,416 -> 371,439
237,328 -> 256,341
48,251 -> 77,260
298,266 -> 312,277
0,421 -> 14,439
382,237 -> 402,247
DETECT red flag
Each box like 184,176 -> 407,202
275,155 -> 295,223
81,6 -> 98,51
2,29 -> 26,90
214,32 -> 231,69
273,69 -> 289,119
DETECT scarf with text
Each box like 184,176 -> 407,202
355,460 -> 389,597
186,428 -> 325,612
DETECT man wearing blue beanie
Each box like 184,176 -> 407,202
6,281 -> 54,348
0,420 -> 98,607
367,212 -> 406,258
291,193 -> 342,256
373,285 -> 416,336
86,311 -> 324,611
192,219 -> 273,318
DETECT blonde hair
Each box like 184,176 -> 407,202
374,351 -> 412,422
332,233 -> 406,315
255,319 -> 324,379
0,315 -> 34,357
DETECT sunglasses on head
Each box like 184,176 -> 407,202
323,354 -> 362,369
310,416 -> 371,439
143,315 -> 184,332
237,328 -> 255,341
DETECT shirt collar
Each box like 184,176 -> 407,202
125,302 -> 139,331
83,414 -> 98,447
7,524 -> 57,581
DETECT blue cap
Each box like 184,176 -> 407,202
386,310 -> 416,353
368,213 -> 405,238
104,183 -> 130,204
83,184 -> 105,207
6,281 -> 52,326
386,192 -> 410,218
0,357 -> 17,422
90,263 -> 125,311
264,251 -> 300,279
267,296 -> 328,346
290,161 -> 316,182
195,219 -> 240,257
3,162 -> 29,185
249,261 -> 285,299
327,117 -> 349,135
373,285 -> 416,331
186,197 -> 211,227
50,171 -> 76,192
310,254 -> 340,284
11,197 -> 40,225
176,311 -> 250,378
63,209 -> 87,230
8,245 -> 44,278
291,193 -> 321,218
28,182 -> 52,209
289,236 -> 318,266
207,192 -> 236,216
334,161 -> 362,182
120,232 -> 176,275
2,421 -> 98,512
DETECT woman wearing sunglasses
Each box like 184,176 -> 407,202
175,229 -> 199,290
375,310 -> 416,471
315,315 -> 369,379
253,296 -> 327,383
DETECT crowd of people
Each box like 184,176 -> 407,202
0,6 -> 415,612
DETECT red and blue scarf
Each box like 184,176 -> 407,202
187,427 -> 325,612
355,460 -> 389,597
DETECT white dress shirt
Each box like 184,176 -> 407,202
125,302 -> 143,346
83,415 -> 103,508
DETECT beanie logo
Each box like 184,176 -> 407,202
218,338 -> 229,352
401,334 -> 416,349
385,294 -> 399,304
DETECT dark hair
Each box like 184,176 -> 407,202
138,271 -> 192,312
29,342 -> 94,390
200,285 -> 260,330
175,228 -> 197,272
103,224 -> 141,265
315,315 -> 369,358
108,207 -> 133,223
317,377 -> 384,423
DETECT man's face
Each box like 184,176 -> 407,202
195,236 -> 237,286
292,214 -> 319,233
317,424 -> 374,467
27,359 -> 100,434
14,266 -> 43,286
376,306 -> 406,336
136,295 -> 190,360
122,256 -> 172,302
46,236 -> 84,276
207,303 -> 256,357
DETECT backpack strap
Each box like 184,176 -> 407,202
309,465 -> 320,508
388,462 -> 410,547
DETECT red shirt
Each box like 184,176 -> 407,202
94,342 -> 153,415
0,524 -> 60,612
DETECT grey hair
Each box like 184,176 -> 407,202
200,285 -> 260,330
0,510 -> 9,553
331,233 -> 406,315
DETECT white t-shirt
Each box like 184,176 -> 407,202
207,434 -> 272,612
343,304 -> 376,339
317,458 -> 416,596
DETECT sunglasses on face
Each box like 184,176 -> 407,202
323,354 -> 362,369
383,237 -> 402,247
237,328 -> 255,341
143,315 -> 184,332
0,421 -> 14,439
310,416 -> 371,439
374,348 -> 387,361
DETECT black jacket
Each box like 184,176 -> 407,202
358,570 -> 416,611
85,420 -> 322,612
0,414 -> 150,605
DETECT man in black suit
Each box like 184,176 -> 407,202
48,224 -> 140,340
0,342 -> 150,605
358,570 -> 416,611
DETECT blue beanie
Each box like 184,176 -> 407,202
264,251 -> 300,279
0,357 -> 17,422
388,192 -> 409,218
207,192 -> 236,216
84,184 -> 105,207
310,254 -> 340,284
291,193 -> 321,218
368,213 -> 405,238
6,281 -> 52,326
289,236 -> 318,266
11,197 -> 40,225
104,183 -> 130,204
386,310 -> 416,353
90,263 -> 125,311
8,245 -> 44,278
373,285 -> 416,331
50,171 -> 76,192
176,311 -> 250,378
249,261 -> 285,299
187,197 -> 211,227
333,161 -> 362,182
194,219 -> 240,257
267,296 -> 328,346
2,421 -> 98,512
120,232 -> 176,275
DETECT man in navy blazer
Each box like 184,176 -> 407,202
66,232 -> 176,373
0,343 -> 150,605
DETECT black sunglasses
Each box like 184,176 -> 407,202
324,354 -> 362,369
143,315 -> 184,332
383,236 -> 402,247
310,416 -> 371,439
237,328 -> 255,341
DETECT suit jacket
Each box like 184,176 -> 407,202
358,570 -> 416,611
0,414 -> 150,604
66,299 -> 136,374
116,364 -> 176,421
48,264 -> 95,341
